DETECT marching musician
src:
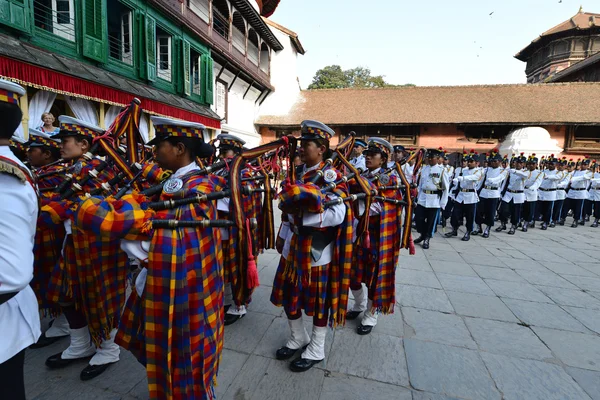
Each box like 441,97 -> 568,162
0,79 -> 41,399
77,116 -> 224,399
43,116 -> 124,381
497,154 -> 529,234
414,148 -> 449,249
566,158 -> 594,228
552,157 -> 570,227
271,120 -> 352,372
26,129 -> 71,348
346,138 -> 402,336
522,154 -> 543,232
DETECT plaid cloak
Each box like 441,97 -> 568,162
82,173 -> 225,399
353,174 -> 403,313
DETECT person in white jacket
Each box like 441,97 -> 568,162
552,158 -> 570,227
566,159 -> 594,228
537,156 -> 565,230
522,155 -> 543,232
0,79 -> 41,399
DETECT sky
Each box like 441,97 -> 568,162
268,0 -> 590,88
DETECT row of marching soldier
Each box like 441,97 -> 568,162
408,147 -> 600,251
0,78 -> 422,399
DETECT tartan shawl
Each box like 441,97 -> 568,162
372,174 -> 402,313
32,197 -> 66,315
281,162 -> 353,327
36,164 -> 66,189
117,174 -> 224,400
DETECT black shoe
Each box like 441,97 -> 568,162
357,324 -> 374,335
46,352 -> 91,369
579,220 -> 585,226
444,230 -> 458,238
549,222 -> 556,228
276,345 -> 307,360
461,232 -> 470,241
346,310 -> 362,320
541,223 -> 548,230
289,357 -> 323,372
482,227 -> 490,238
476,225 -> 483,235
224,304 -> 231,313
224,313 -> 245,326
517,222 -> 523,228
30,333 -> 68,349
413,235 -> 425,244
508,226 -> 516,235
558,219 -> 565,226
80,362 -> 115,381
422,238 -> 430,249
592,220 -> 599,228
530,221 -> 536,229
471,230 -> 480,236
495,223 -> 506,232
522,222 -> 528,232
571,221 -> 578,228
585,216 -> 590,222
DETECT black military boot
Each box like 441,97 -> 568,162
592,219 -> 599,228
414,235 -> 425,244
482,226 -> 491,238
522,221 -> 528,232
541,222 -> 548,230
495,222 -> 506,232
571,220 -> 578,228
422,237 -> 430,249
508,225 -> 516,235
444,229 -> 458,238
558,219 -> 565,226
461,232 -> 470,241
549,221 -> 556,228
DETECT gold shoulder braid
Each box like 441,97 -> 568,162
0,158 -> 28,183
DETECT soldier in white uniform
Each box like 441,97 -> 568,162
567,158 -> 594,228
443,156 -> 466,228
552,158 -> 570,227
537,156 -> 565,230
414,149 -> 449,250
498,155 -> 529,234
589,162 -> 600,227
475,150 -> 508,238
522,155 -> 543,232
0,79 -> 41,399
444,151 -> 482,241
349,139 -> 367,172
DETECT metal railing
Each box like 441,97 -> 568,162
212,10 -> 229,40
33,0 -> 76,42
108,34 -> 133,65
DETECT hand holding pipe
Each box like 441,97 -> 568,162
147,186 -> 264,211
151,218 -> 257,229
60,161 -> 109,199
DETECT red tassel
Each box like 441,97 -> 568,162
245,219 -> 259,289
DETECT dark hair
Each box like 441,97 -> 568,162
166,136 -> 214,159
312,138 -> 332,160
0,102 -> 23,139
46,146 -> 61,161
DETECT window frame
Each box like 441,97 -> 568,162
215,79 -> 227,122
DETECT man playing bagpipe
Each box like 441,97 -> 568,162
26,128 -> 71,348
75,116 -> 225,399
214,133 -> 259,325
42,116 -> 126,381
346,138 -> 402,335
271,120 -> 353,372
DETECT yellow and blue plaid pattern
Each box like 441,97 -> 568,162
60,123 -> 99,138
367,142 -> 391,157
220,138 -> 243,149
153,125 -> 203,139
0,89 -> 19,104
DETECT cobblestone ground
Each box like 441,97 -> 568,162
25,218 -> 600,399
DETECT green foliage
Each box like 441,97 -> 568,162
308,65 -> 415,89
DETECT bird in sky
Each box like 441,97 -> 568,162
489,11 -> 494,16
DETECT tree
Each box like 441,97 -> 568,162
308,65 -> 415,89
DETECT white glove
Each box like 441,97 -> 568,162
135,267 -> 147,297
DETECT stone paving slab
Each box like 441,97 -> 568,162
25,219 -> 600,399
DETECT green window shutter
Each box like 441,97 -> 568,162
203,54 -> 214,105
144,15 -> 156,82
81,0 -> 107,63
0,0 -> 32,33
182,40 -> 190,96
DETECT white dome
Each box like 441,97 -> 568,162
499,127 -> 563,158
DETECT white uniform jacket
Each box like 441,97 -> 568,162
524,170 -> 543,202
502,169 -> 530,204
417,164 -> 449,209
538,170 -> 566,202
567,170 -> 593,200
0,146 -> 41,363
448,167 -> 463,201
587,173 -> 600,201
556,171 -> 571,201
350,154 -> 366,173
402,163 -> 415,184
479,167 -> 509,199
453,167 -> 483,205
